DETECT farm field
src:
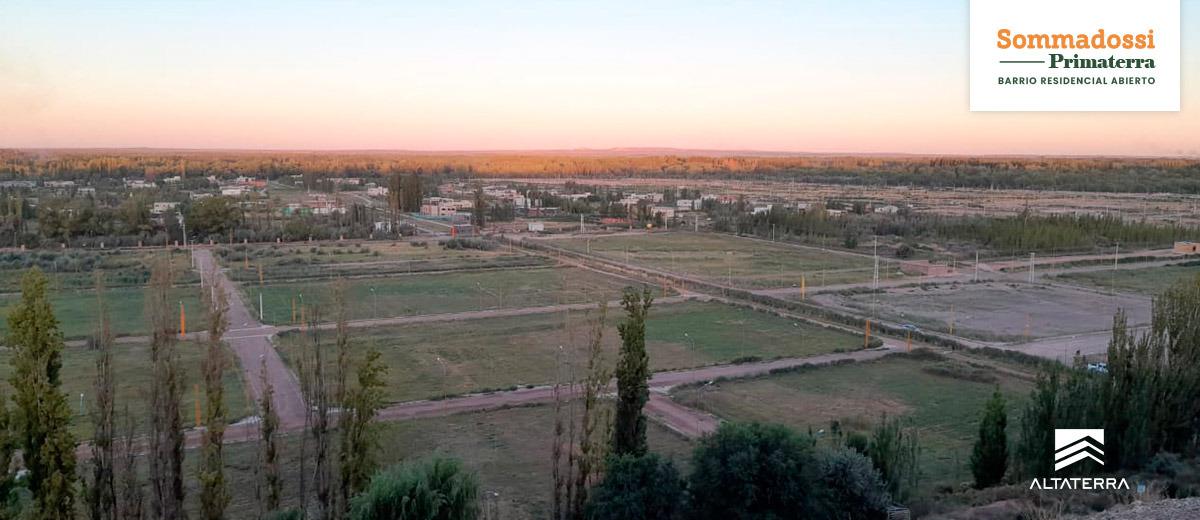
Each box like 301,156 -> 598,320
0,248 -> 198,291
0,340 -> 249,439
0,285 -> 209,338
275,300 -> 864,402
549,232 -> 884,289
245,266 -> 640,324
216,240 -> 548,282
813,281 -> 1151,342
671,351 -> 1033,492
1054,263 -> 1200,296
186,403 -> 693,519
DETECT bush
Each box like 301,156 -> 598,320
688,422 -> 815,519
810,449 -> 891,520
585,453 -> 684,520
349,457 -> 479,520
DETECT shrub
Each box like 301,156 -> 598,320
585,454 -> 684,520
810,449 -> 891,520
349,457 -> 479,520
688,422 -> 815,519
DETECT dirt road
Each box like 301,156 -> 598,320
373,346 -> 897,438
194,248 -> 308,429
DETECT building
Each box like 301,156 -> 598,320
125,179 -> 156,189
527,222 -> 545,232
676,199 -> 701,211
1174,241 -> 1200,254
420,197 -> 471,217
874,205 -> 900,215
221,186 -> 249,197
367,186 -> 389,197
151,202 -> 180,215
306,194 -> 346,215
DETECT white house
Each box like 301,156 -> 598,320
676,199 -> 701,211
151,202 -> 180,215
651,206 -> 676,219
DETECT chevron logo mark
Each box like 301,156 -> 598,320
1054,429 -> 1104,472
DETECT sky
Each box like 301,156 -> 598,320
1,0 -> 1197,156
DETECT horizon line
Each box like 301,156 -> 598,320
4,146 -> 1197,161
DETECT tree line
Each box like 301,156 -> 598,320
4,149 -> 1200,194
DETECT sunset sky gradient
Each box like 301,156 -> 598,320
2,1 -> 1197,156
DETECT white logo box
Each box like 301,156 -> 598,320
970,0 -> 1180,111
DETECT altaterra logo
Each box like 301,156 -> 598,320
970,0 -> 1179,111
1054,429 -> 1104,471
1029,428 -> 1130,491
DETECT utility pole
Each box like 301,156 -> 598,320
1028,252 -> 1036,283
872,237 -> 879,290
259,292 -> 264,321
580,213 -> 585,233
974,251 -> 979,282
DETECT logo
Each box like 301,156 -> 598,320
1054,429 -> 1104,471
1029,428 -> 1130,491
970,0 -> 1180,111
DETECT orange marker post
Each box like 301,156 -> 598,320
864,319 -> 872,349
179,302 -> 186,337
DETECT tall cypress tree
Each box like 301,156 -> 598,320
8,268 -> 77,516
199,273 -> 230,520
613,287 -> 653,457
970,389 -> 1009,488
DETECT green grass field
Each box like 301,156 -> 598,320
551,232 -> 880,289
670,352 -> 1032,492
216,240 -> 549,282
184,403 -> 693,519
276,300 -> 863,402
245,267 -> 640,324
0,286 -> 209,339
0,340 -> 249,439
1055,264 -> 1200,296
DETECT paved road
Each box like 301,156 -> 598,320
194,248 -> 308,430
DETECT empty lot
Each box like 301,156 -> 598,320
551,232 -> 881,289
813,281 -> 1151,342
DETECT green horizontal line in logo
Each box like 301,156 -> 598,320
1000,60 -> 1047,64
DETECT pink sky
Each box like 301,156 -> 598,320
1,1 -> 1197,156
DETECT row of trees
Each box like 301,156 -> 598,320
729,204 -> 1193,256
6,149 -> 1200,194
0,259 -> 395,518
964,274 -> 1200,491
0,192 -> 393,249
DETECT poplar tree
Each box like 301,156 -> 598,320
258,359 -> 282,516
341,349 -> 388,501
8,267 -> 77,517
970,389 -> 1009,488
147,258 -> 185,519
87,273 -> 117,520
199,272 -> 231,520
613,287 -> 653,457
